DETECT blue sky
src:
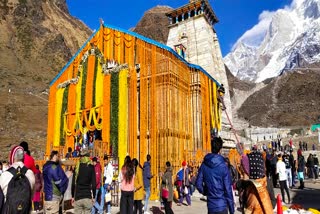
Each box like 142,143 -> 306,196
67,0 -> 291,56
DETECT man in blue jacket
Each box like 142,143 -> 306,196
196,137 -> 234,214
43,150 -> 69,214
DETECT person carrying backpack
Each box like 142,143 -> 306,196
43,151 -> 69,214
0,145 -> 35,213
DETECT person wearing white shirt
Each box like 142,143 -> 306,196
104,155 -> 114,214
276,154 -> 291,204
0,146 -> 35,201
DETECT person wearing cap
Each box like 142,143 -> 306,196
71,148 -> 96,213
196,137 -> 234,214
177,160 -> 191,206
0,146 -> 35,200
20,141 -> 37,173
43,150 -> 69,214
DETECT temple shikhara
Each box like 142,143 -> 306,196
46,0 -> 231,198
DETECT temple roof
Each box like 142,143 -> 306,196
50,23 -> 221,87
166,0 -> 218,24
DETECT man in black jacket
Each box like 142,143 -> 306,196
71,148 -> 96,213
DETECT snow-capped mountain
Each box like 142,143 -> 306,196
224,0 -> 320,82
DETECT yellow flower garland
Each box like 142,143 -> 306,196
76,65 -> 83,134
53,88 -> 65,147
209,81 -> 215,129
213,83 -> 221,130
95,57 -> 104,107
118,68 -> 128,167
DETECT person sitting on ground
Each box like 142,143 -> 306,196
0,146 -> 35,212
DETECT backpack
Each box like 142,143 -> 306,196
2,166 -> 32,214
176,169 -> 184,181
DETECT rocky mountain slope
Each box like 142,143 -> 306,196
132,6 -> 172,44
0,0 -> 91,159
1,0 -> 318,160
224,0 -> 320,82
238,69 -> 320,127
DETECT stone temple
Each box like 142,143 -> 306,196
166,0 -> 234,146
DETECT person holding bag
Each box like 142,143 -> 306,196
160,161 -> 174,214
177,161 -> 191,206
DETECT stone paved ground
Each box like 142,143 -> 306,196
106,180 -> 320,214
32,179 -> 320,214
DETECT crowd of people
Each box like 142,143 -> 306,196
0,137 -> 318,214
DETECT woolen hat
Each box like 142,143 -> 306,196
10,146 -> 24,165
182,160 -> 187,166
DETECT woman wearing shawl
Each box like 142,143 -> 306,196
237,149 -> 273,214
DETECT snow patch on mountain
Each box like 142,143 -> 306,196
224,0 -> 320,82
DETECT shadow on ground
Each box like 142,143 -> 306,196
291,186 -> 320,210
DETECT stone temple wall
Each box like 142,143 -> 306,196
167,13 -> 234,146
